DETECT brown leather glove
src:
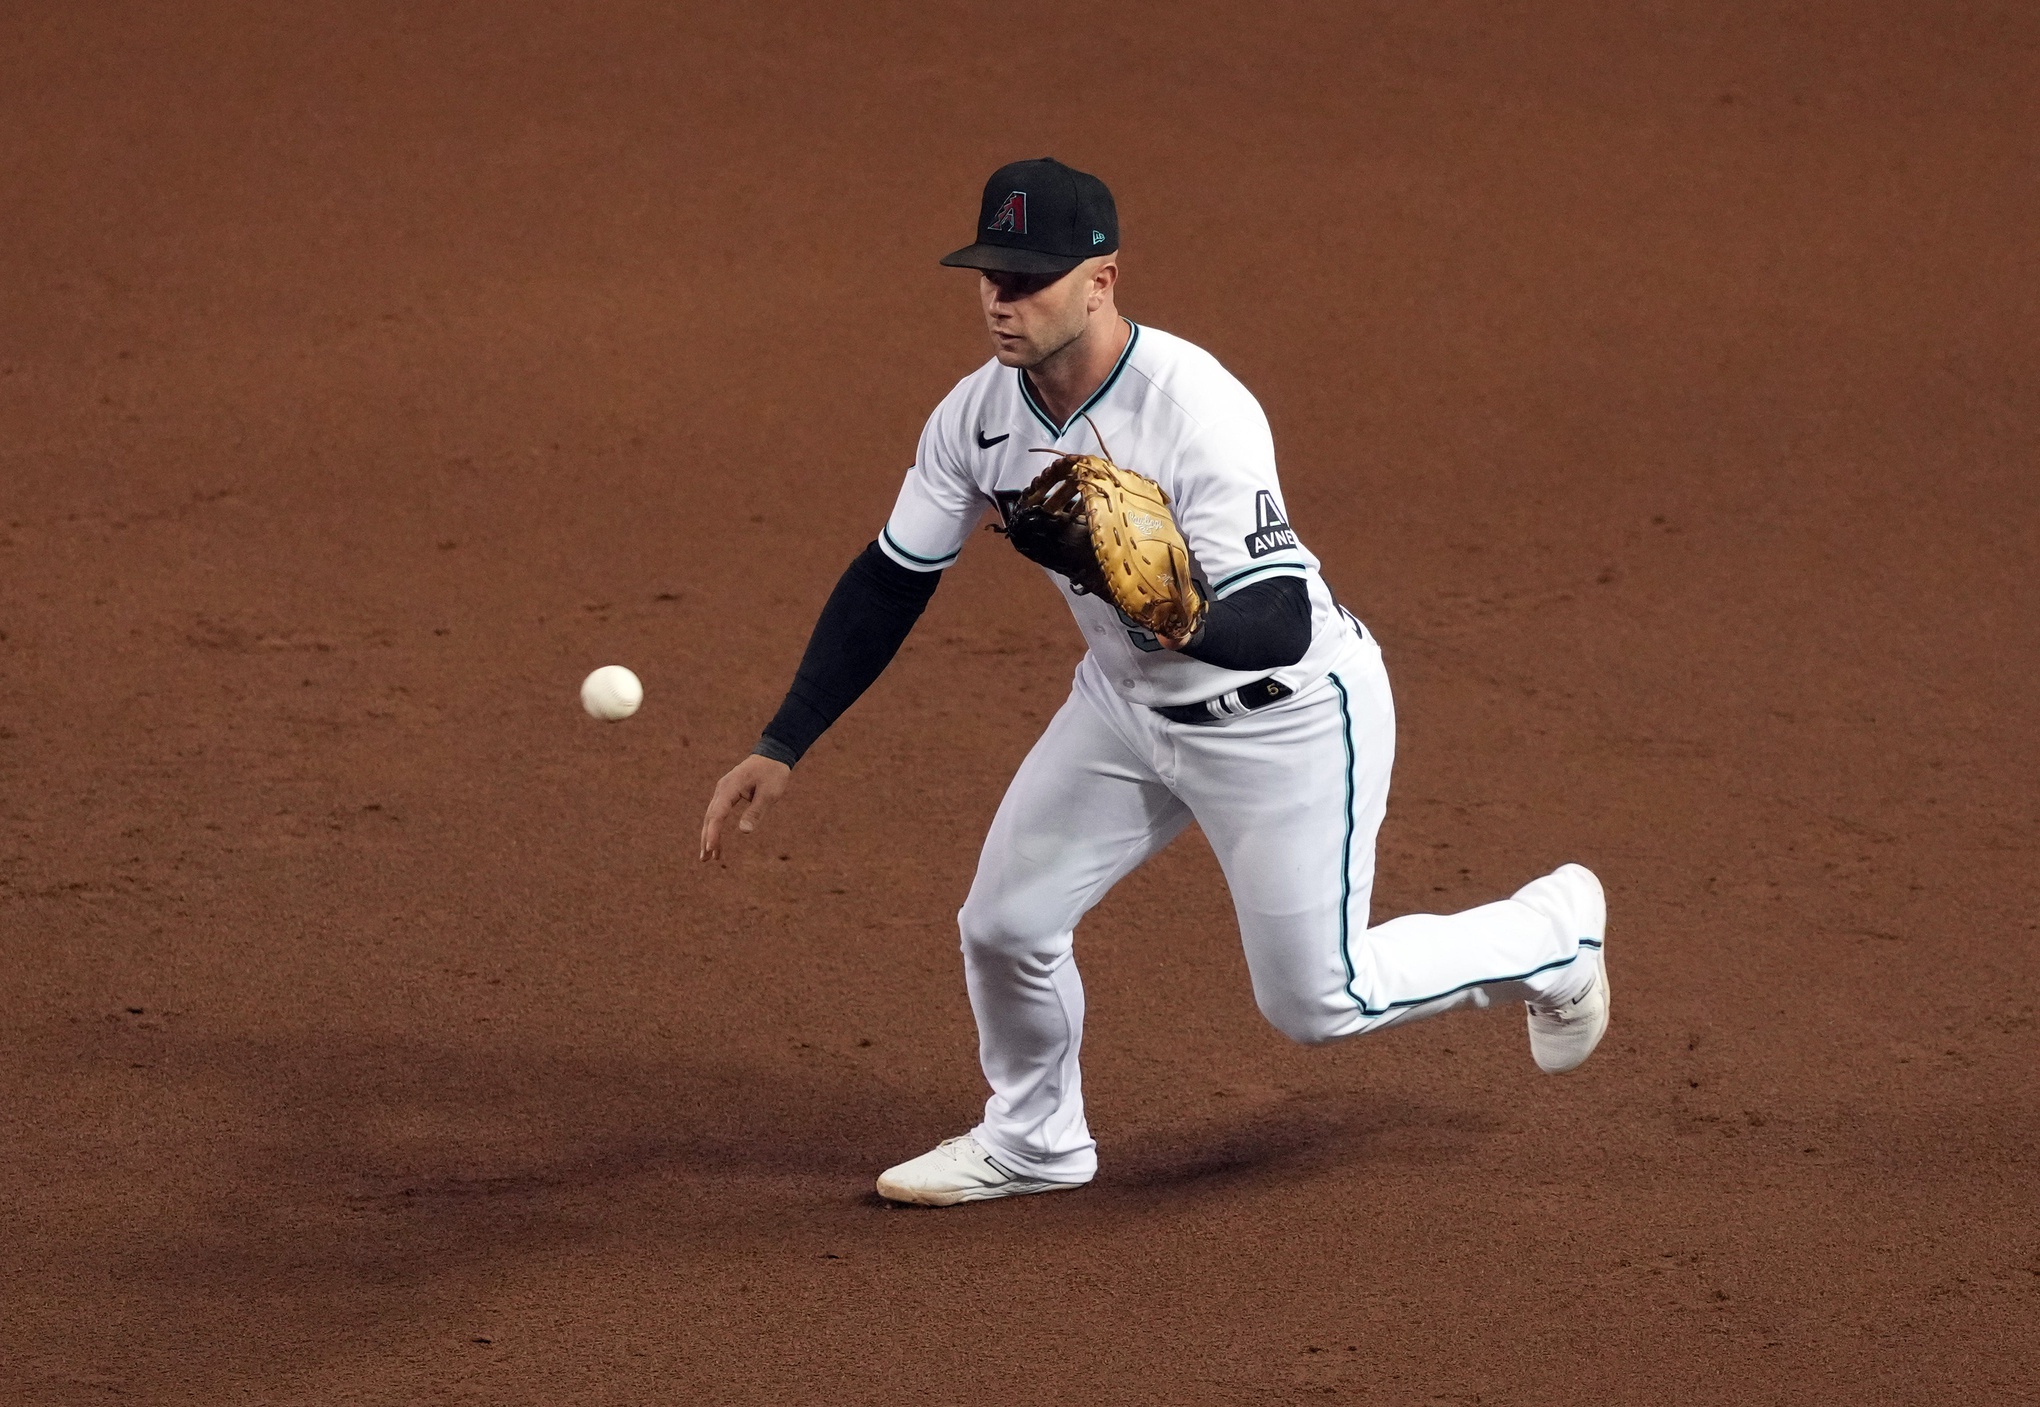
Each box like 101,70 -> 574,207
1005,453 -> 1205,642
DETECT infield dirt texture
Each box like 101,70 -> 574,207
3,3 -> 2034,1403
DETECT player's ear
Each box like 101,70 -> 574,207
1087,255 -> 1118,310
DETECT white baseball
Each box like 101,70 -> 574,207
579,665 -> 643,722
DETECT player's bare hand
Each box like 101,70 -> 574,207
700,754 -> 792,861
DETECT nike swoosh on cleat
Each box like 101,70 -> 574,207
976,429 -> 1010,449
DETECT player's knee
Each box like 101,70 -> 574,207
1256,991 -> 1344,1046
957,892 -> 1056,961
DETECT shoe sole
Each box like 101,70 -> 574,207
875,1176 -> 1082,1207
1527,971 -> 1610,1074
1527,864 -> 1610,1074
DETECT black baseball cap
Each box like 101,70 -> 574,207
940,158 -> 1120,275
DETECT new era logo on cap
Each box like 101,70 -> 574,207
988,191 -> 1027,234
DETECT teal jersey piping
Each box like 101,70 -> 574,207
1333,670 -> 1601,1015
1332,672 -> 1360,999
1018,319 -> 1141,439
881,526 -> 958,568
1211,560 -> 1307,596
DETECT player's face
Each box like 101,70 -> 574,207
978,263 -> 1098,369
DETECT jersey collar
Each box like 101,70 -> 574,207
1017,319 -> 1140,440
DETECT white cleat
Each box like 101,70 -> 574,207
875,1135 -> 1083,1207
1515,863 -> 1611,1075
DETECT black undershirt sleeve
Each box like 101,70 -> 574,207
756,557 -> 1308,765
1179,574 -> 1313,672
754,542 -> 941,766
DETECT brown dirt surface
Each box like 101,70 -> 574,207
4,2 -> 2036,1403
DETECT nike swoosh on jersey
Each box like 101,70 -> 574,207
975,429 -> 1011,449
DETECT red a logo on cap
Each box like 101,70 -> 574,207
988,191 -> 1027,234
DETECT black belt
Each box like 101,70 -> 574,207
1152,676 -> 1294,725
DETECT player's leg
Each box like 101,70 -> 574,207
954,675 -> 1190,1182
1179,637 -> 1605,1052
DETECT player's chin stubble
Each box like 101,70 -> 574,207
985,280 -> 1087,370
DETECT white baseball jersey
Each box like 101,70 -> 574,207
877,320 -> 1358,708
866,317 -> 1606,1186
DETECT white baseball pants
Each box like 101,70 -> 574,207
959,633 -> 1598,1182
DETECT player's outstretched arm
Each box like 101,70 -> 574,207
699,754 -> 791,860
697,540 -> 942,861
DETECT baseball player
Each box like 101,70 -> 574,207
700,158 -> 1610,1206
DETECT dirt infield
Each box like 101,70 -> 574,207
3,2 -> 2035,1402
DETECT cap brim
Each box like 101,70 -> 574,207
938,243 -> 1090,274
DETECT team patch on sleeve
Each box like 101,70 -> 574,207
1244,490 -> 1300,559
